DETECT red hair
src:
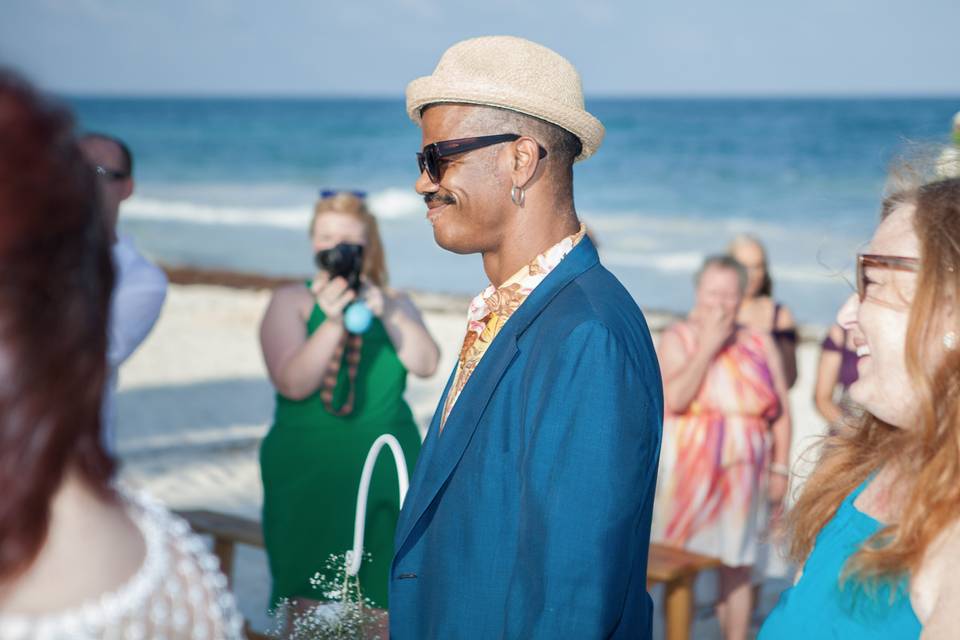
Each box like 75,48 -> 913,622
785,177 -> 960,588
311,192 -> 389,287
0,70 -> 116,580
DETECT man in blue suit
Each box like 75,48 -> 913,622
391,35 -> 663,639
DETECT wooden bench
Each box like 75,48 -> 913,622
647,543 -> 723,640
177,509 -> 721,640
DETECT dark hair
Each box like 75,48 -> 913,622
79,131 -> 134,176
0,70 -> 116,581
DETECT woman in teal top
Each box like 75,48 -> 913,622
759,476 -> 920,638
259,193 -> 440,624
760,176 -> 960,639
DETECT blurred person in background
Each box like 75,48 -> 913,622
729,234 -> 799,388
0,70 -> 241,640
813,322 -> 860,425
760,176 -> 960,639
77,132 -> 167,452
259,192 -> 439,630
653,255 -> 791,640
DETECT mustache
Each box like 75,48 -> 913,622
424,192 -> 456,206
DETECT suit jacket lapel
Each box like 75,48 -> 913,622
394,237 -> 601,552
394,363 -> 455,543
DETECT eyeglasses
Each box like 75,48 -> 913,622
856,253 -> 920,302
416,134 -> 547,184
319,189 -> 367,199
94,165 -> 130,181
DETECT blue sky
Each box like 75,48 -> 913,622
3,0 -> 959,96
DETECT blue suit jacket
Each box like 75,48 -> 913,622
390,237 -> 663,639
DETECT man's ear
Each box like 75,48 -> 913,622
119,178 -> 134,202
509,136 -> 543,189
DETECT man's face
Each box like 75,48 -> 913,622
78,137 -> 132,237
415,104 -> 511,255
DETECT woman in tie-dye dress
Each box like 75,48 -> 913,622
653,255 -> 791,640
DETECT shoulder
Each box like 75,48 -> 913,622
912,518 -> 960,624
827,323 -> 844,342
113,241 -> 168,290
268,283 -> 313,315
773,300 -> 797,329
740,326 -> 782,363
547,265 -> 648,336
821,324 -> 844,349
737,324 -> 770,345
661,320 -> 693,346
125,490 -> 245,637
0,488 -> 243,639
384,287 -> 417,310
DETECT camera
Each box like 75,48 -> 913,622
314,243 -> 364,292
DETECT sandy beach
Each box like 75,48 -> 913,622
115,274 -> 829,637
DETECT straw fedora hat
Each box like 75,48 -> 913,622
406,35 -> 604,161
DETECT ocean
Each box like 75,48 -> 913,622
69,96 -> 960,324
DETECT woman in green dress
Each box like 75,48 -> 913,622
259,192 -> 439,626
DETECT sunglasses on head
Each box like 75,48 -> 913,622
319,189 -> 367,200
856,253 -> 920,302
94,165 -> 130,181
416,134 -> 547,185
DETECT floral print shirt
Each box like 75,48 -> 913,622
440,224 -> 586,429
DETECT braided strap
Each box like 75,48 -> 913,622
320,333 -> 363,416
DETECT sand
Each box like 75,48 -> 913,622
115,281 -> 829,637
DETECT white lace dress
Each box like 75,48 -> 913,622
0,488 -> 245,640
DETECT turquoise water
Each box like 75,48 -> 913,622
69,96 -> 960,323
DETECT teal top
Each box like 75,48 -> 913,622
759,477 -> 921,639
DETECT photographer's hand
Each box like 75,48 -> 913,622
311,272 -> 356,322
359,280 -> 387,318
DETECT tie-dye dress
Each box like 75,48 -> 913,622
652,323 -> 781,567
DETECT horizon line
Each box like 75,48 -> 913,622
61,90 -> 960,101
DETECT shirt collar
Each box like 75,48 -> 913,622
467,223 -> 586,322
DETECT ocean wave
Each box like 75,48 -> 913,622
123,187 -> 426,229
601,248 -> 850,284
366,188 -> 426,219
582,209 -> 813,240
122,189 -> 855,287
124,197 -> 311,229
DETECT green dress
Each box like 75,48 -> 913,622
260,295 -> 422,609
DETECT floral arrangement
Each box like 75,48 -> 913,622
268,552 -> 383,640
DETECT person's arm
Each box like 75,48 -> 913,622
259,278 -> 355,401
761,332 -> 792,505
503,321 -> 661,638
362,287 -> 440,378
107,255 -> 168,367
814,325 -> 845,424
914,522 -> 960,638
774,303 -> 799,388
659,309 -> 733,413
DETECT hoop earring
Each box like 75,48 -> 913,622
510,185 -> 525,208
944,331 -> 958,351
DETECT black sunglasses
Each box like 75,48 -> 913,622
416,134 -> 547,184
94,165 -> 130,181
319,189 -> 367,199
